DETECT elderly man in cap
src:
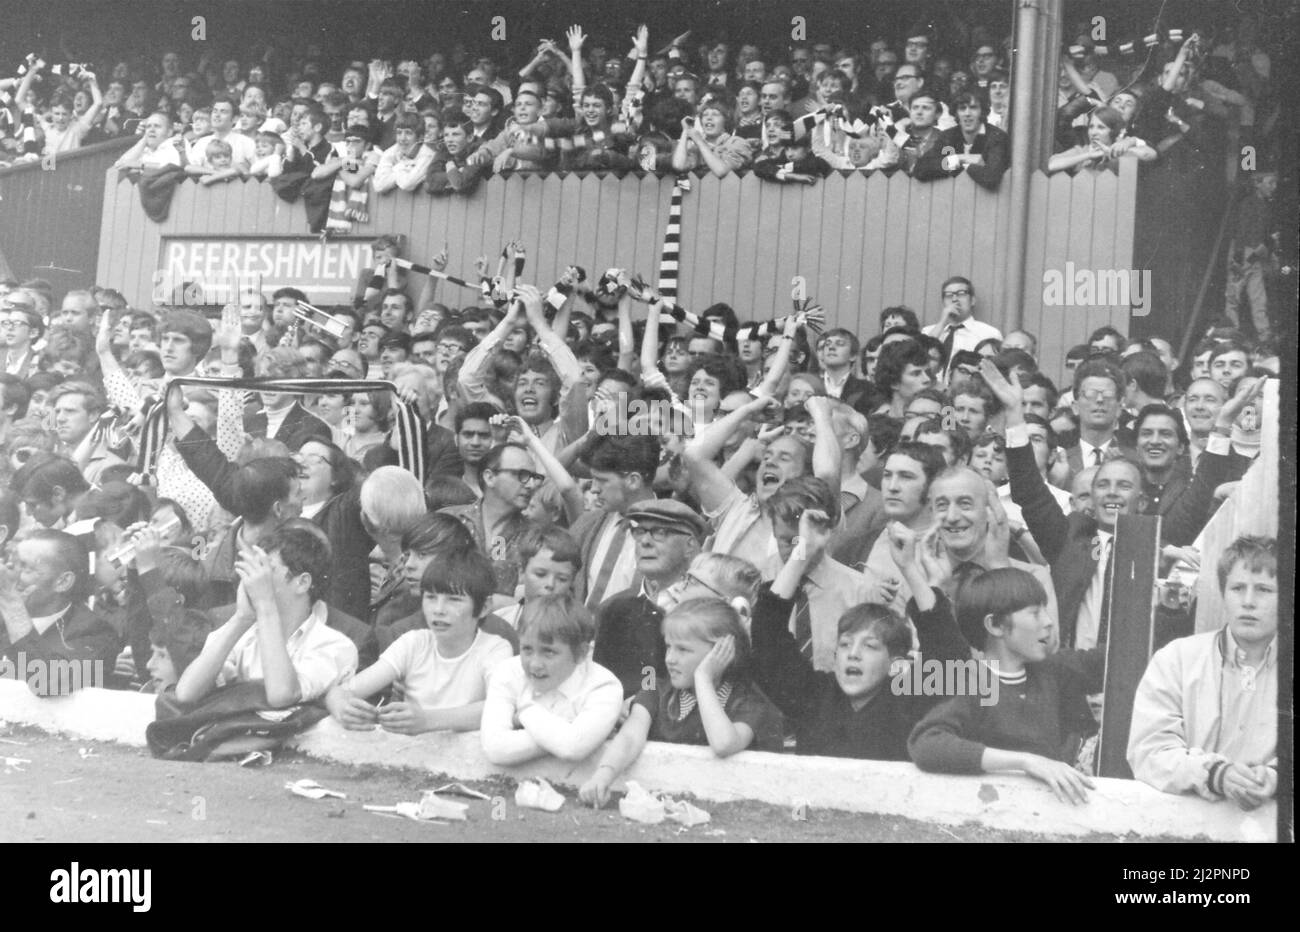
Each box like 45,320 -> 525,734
2,289 -> 44,379
592,499 -> 709,698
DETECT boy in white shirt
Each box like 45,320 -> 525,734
480,594 -> 622,765
176,525 -> 358,708
248,129 -> 284,179
325,547 -> 512,734
373,112 -> 434,192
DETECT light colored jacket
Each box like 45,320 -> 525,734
1127,627 -> 1277,798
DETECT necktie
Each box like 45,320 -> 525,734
942,323 -> 962,359
953,560 -> 984,589
1092,446 -> 1104,466
792,587 -> 813,661
949,560 -> 984,604
586,515 -> 630,609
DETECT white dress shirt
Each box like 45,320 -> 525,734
215,600 -> 358,702
1078,437 -> 1118,469
1075,529 -> 1112,650
922,316 -> 1003,357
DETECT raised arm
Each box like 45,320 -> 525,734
1162,379 -> 1267,545
625,25 -> 649,101
637,287 -> 667,381
1060,56 -> 1094,98
567,25 -> 587,103
520,39 -> 561,80
212,306 -> 250,460
519,283 -> 588,440
80,70 -> 104,128
982,359 -> 1071,564
682,394 -> 770,512
671,118 -> 695,172
174,592 -> 254,704
803,395 -> 842,496
615,291 -> 637,373
94,310 -> 139,411
458,298 -> 522,403
1161,35 -> 1198,93
692,636 -> 755,756
754,311 -> 802,398
499,413 -> 584,525
113,135 -> 151,170
413,245 -> 449,314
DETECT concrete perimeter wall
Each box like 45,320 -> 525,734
1,680 -> 1273,841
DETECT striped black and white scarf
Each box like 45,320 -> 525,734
141,377 -> 429,486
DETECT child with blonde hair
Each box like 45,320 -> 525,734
480,594 -> 622,765
579,597 -> 783,807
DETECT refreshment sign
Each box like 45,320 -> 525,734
154,237 -> 375,306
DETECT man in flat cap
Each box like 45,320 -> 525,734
592,499 -> 708,698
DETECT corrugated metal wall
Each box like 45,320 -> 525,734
98,161 -> 1137,383
0,137 -> 134,291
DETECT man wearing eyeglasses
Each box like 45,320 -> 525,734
903,26 -> 934,72
922,276 -> 1002,364
970,44 -> 1001,82
440,441 -> 542,597
1062,358 -> 1132,480
1,291 -> 44,379
592,499 -> 708,698
885,65 -> 954,131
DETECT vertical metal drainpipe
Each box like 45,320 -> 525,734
1003,0 -> 1059,330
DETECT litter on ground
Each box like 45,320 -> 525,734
515,778 -> 565,812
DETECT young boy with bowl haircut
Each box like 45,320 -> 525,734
907,566 -> 1103,805
325,547 -> 511,734
480,593 -> 622,765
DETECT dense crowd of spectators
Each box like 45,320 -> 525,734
0,8 -> 1285,815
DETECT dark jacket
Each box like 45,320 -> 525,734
1008,441 -> 1109,650
244,401 -> 331,446
0,603 -> 123,695
592,588 -> 666,699
908,648 -> 1103,773
912,123 -> 1011,190
751,586 -> 971,759
836,375 -> 881,413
